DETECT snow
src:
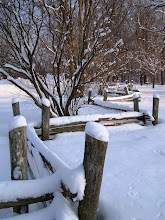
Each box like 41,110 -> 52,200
107,94 -> 134,101
61,164 -> 86,202
94,98 -> 134,111
153,94 -> 160,99
133,93 -> 139,99
109,61 -> 116,66
104,48 -> 115,56
13,167 -> 22,179
12,98 -> 19,104
28,141 -> 50,178
41,98 -> 50,107
85,122 -> 109,142
49,112 -> 143,127
1,81 -> 165,219
27,126 -> 85,201
115,39 -> 124,47
4,64 -> 31,80
1,192 -> 78,220
8,115 -> 27,132
0,173 -> 60,203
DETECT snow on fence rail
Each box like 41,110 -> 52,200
47,112 -> 148,136
30,111 -> 149,137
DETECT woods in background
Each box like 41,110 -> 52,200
0,0 -> 164,115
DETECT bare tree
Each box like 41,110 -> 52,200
134,0 -> 165,85
0,0 -> 126,116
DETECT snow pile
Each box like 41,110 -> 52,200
8,116 -> 27,131
85,122 -> 109,142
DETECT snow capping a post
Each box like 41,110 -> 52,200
85,121 -> 109,142
41,98 -> 50,107
12,98 -> 19,104
153,94 -> 159,99
133,93 -> 139,99
8,115 -> 27,132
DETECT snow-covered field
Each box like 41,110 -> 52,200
0,80 -> 165,219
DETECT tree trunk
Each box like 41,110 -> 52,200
140,73 -> 143,86
153,73 -> 155,89
161,71 -> 164,85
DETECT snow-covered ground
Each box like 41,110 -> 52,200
0,80 -> 165,219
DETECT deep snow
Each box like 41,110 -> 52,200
0,80 -> 165,219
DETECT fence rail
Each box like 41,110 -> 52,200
33,112 -> 149,137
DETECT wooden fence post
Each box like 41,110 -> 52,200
78,122 -> 109,220
152,94 -> 159,126
98,84 -> 103,95
116,80 -> 120,91
103,89 -> 108,101
12,98 -> 20,116
133,93 -> 139,112
124,86 -> 129,95
9,116 -> 28,213
88,89 -> 92,104
42,98 -> 50,141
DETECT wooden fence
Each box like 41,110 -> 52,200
88,89 -> 159,126
0,93 -> 159,219
0,101 -> 109,219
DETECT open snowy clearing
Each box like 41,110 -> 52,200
0,80 -> 165,219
